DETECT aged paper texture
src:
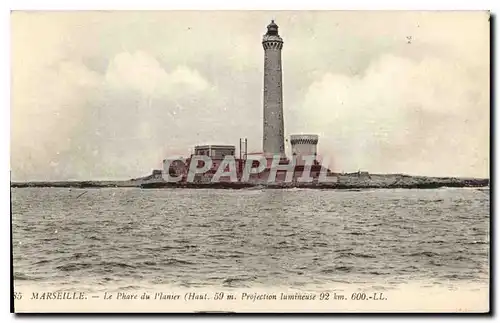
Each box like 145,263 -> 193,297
11,10 -> 490,313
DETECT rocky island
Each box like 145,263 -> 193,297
10,170 -> 490,190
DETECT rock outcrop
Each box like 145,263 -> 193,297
11,170 -> 489,190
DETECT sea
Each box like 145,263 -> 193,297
11,187 -> 490,311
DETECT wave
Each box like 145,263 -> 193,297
428,239 -> 446,244
408,251 -> 439,257
222,276 -> 256,286
428,260 -> 443,266
451,255 -> 471,261
334,248 -> 354,253
312,242 -> 329,247
101,261 -> 137,269
337,252 -> 376,259
14,272 -> 40,281
443,273 -> 475,280
323,265 -> 353,273
56,262 -> 93,272
33,259 -> 51,265
154,245 -> 181,252
164,258 -> 196,266
468,241 -> 488,245
367,271 -> 387,276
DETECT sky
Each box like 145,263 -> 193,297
11,11 -> 490,180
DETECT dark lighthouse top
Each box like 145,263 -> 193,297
266,20 -> 279,36
262,20 -> 283,47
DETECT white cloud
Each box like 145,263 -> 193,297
295,54 -> 489,177
105,51 -> 210,98
12,47 -> 217,180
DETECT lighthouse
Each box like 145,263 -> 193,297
262,20 -> 285,157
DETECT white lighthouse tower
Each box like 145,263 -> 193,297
262,20 -> 285,157
290,134 -> 319,165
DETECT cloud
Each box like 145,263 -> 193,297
11,49 -> 219,180
105,51 -> 210,98
294,54 -> 489,177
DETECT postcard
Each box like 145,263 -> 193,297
11,10 -> 490,313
